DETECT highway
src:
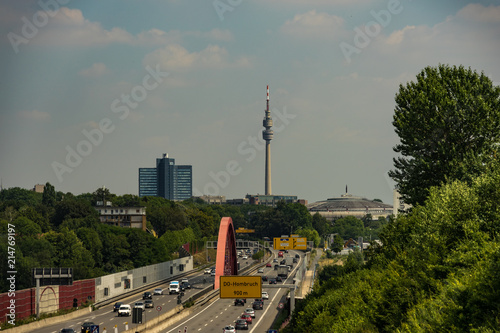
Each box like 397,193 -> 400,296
31,262 -> 253,333
28,248 -> 305,333
161,250 -> 304,333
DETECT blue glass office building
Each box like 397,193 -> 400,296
138,155 -> 192,200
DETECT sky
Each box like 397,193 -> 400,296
0,0 -> 499,205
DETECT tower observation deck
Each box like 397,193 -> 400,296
263,85 -> 273,195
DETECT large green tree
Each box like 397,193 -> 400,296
389,64 -> 500,206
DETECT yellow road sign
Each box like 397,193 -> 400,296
235,228 -> 255,233
273,237 -> 291,250
219,276 -> 262,298
292,237 -> 307,250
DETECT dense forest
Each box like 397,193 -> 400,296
1,184 -> 385,293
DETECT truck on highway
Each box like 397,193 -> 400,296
277,265 -> 288,279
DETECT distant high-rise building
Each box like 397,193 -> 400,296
138,168 -> 157,197
138,154 -> 192,200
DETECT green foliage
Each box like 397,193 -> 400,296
290,158 -> 500,331
296,227 -> 321,247
331,216 -> 364,240
42,182 -> 56,207
331,234 -> 344,253
252,250 -> 264,261
312,212 -> 331,237
389,64 -> 500,206
0,187 -> 42,210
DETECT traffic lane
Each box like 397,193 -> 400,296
33,272 -> 219,333
163,297 -> 270,333
164,276 -> 288,332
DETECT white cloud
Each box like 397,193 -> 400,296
385,26 -> 416,45
78,63 -> 109,77
143,44 -> 251,72
29,8 -> 232,47
280,10 -> 346,40
18,110 -> 50,121
457,4 -> 500,23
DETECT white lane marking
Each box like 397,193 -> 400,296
249,289 -> 282,333
165,298 -> 222,333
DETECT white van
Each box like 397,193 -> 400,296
169,281 -> 180,294
118,304 -> 131,316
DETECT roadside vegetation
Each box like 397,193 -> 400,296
283,65 -> 500,332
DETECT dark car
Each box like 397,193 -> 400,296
295,254 -> 300,258
261,275 -> 268,281
81,322 -> 96,333
269,278 -> 277,284
61,329 -> 76,333
276,276 -> 283,282
235,319 -> 248,330
143,292 -> 152,300
181,282 -> 191,290
234,298 -> 246,306
274,264 -> 278,270
293,258 -> 298,263
145,299 -> 154,308
252,300 -> 264,310
113,302 -> 123,312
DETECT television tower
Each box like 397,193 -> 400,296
262,85 -> 274,195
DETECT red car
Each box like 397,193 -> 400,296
266,263 -> 272,267
241,313 -> 253,324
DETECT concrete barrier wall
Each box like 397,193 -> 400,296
2,307 -> 92,333
95,256 -> 193,303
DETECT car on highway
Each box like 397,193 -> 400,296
242,255 -> 248,260
258,268 -> 264,273
223,325 -> 236,333
143,291 -> 152,299
269,278 -> 277,284
295,254 -> 300,258
81,322 -> 96,332
234,298 -> 246,306
235,319 -> 249,330
241,313 -> 253,324
244,308 -> 255,318
134,301 -> 146,311
118,304 -> 131,316
293,258 -> 298,263
261,275 -> 268,281
169,281 -> 181,294
252,300 -> 264,310
261,291 -> 269,300
113,301 -> 123,312
276,276 -> 283,282
266,263 -> 272,267
154,287 -> 163,295
145,299 -> 154,308
211,269 -> 216,276
60,329 -> 76,333
273,258 -> 278,263
204,267 -> 212,274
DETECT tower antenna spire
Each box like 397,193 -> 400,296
263,85 -> 274,195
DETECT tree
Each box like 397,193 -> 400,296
389,64 -> 500,206
42,182 -> 56,207
331,216 -> 364,240
331,234 -> 344,253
